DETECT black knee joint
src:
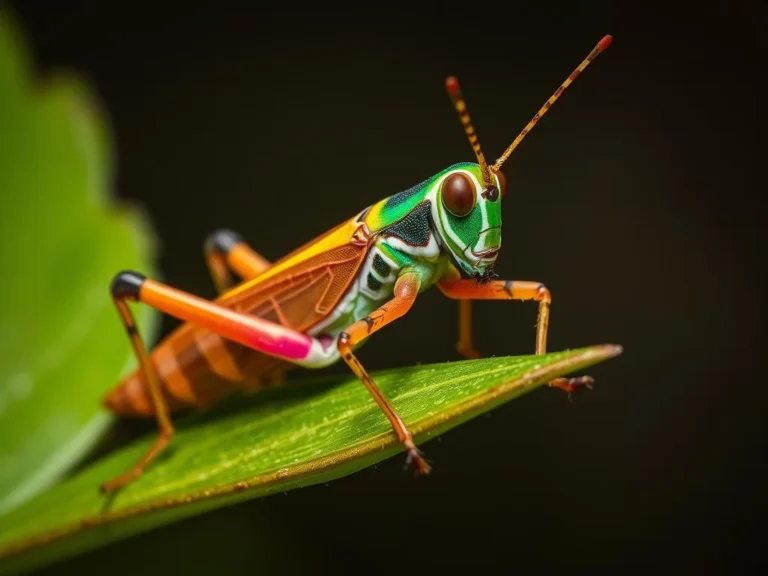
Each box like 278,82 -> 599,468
111,271 -> 146,300
205,229 -> 243,256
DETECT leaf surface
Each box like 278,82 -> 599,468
0,345 -> 622,574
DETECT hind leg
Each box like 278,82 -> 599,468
204,229 -> 288,386
101,271 -> 339,494
204,228 -> 272,293
101,275 -> 175,494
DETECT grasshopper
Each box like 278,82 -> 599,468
100,35 -> 613,494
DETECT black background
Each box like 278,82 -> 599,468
5,1 -> 765,573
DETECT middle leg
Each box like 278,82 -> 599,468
204,229 -> 288,384
204,228 -> 272,293
337,271 -> 431,475
456,300 -> 482,360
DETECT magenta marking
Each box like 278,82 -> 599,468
242,318 -> 313,360
248,331 -> 312,360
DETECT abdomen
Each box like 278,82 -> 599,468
103,322 -> 293,417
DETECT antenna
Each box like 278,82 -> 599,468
491,35 -> 613,173
445,75 -> 492,186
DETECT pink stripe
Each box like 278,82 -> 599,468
246,326 -> 313,361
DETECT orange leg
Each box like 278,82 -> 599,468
102,288 -> 175,494
457,300 -> 482,359
337,272 -> 431,475
438,266 -> 594,396
101,270 -> 338,494
204,228 -> 272,293
204,230 -> 286,386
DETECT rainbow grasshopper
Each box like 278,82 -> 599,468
100,35 -> 613,494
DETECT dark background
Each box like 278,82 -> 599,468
5,1 -> 765,573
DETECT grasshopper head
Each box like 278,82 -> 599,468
432,162 -> 506,280
439,36 -> 612,277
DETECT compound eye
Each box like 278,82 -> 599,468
441,172 -> 476,217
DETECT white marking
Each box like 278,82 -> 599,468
357,246 -> 392,300
295,336 -> 340,368
385,234 -> 440,261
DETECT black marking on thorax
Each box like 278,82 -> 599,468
381,201 -> 433,247
372,254 -> 391,277
384,178 -> 429,209
367,273 -> 383,291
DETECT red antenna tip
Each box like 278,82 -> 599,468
445,76 -> 460,96
598,35 -> 613,51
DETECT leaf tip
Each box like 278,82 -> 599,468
599,343 -> 623,358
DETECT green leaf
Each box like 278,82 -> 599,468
0,10 -> 158,515
0,345 -> 621,574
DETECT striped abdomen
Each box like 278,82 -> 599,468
104,323 -> 291,417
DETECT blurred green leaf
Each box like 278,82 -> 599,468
0,10 -> 158,514
0,345 -> 621,574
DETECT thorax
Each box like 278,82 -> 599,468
307,230 -> 449,340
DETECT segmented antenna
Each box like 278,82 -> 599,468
491,34 -> 613,173
446,76 -> 492,186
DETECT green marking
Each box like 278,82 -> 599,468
377,242 -> 414,269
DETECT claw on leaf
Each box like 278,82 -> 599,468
405,447 -> 432,476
